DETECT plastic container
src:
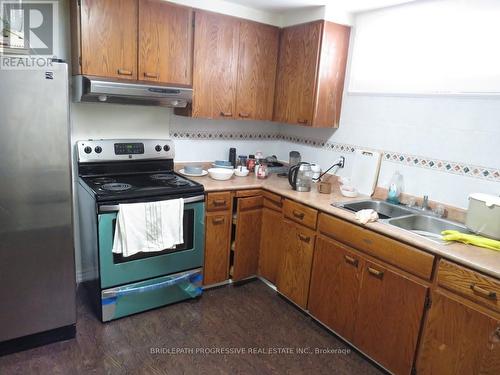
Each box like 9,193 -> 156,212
466,193 -> 500,240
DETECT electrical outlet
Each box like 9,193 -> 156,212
339,156 -> 345,168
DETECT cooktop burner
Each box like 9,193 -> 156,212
150,174 -> 177,181
167,179 -> 189,187
100,183 -> 134,192
93,177 -> 116,185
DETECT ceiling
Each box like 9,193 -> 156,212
223,0 -> 418,13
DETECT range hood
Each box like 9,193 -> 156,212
73,75 -> 192,108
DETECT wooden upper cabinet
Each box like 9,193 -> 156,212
79,0 -> 138,80
274,20 -> 350,128
235,21 -> 279,121
417,291 -> 500,375
192,11 -> 240,119
138,0 -> 193,85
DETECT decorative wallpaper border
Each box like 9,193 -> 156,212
170,129 -> 499,182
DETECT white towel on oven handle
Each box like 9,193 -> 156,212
112,198 -> 184,257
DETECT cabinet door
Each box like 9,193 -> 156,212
417,291 -> 500,375
258,206 -> 283,284
308,236 -> 363,342
273,21 -> 322,126
233,197 -> 263,281
235,20 -> 279,121
138,0 -> 193,85
203,213 -> 231,285
276,220 -> 316,308
192,11 -> 239,119
80,0 -> 138,79
353,261 -> 428,375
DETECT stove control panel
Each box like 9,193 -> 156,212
77,139 -> 175,163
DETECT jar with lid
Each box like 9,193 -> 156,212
257,163 -> 268,179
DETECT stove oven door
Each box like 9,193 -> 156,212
97,196 -> 205,289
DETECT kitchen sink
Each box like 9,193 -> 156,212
336,200 -> 416,219
386,214 -> 469,243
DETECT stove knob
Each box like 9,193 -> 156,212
155,145 -> 162,152
163,145 -> 170,152
95,146 -> 102,154
84,146 -> 92,154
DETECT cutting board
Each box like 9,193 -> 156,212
350,149 -> 382,196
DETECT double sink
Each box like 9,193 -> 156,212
335,200 -> 468,244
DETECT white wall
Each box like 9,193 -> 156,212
279,1 -> 500,209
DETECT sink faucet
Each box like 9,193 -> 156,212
421,195 -> 430,211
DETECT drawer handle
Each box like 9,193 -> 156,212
298,234 -> 310,243
344,255 -> 358,267
220,111 -> 233,117
239,112 -> 250,118
297,118 -> 308,124
213,199 -> 227,206
362,238 -> 373,245
117,69 -> 133,76
367,267 -> 384,279
470,284 -> 497,300
212,217 -> 225,225
292,210 -> 305,220
144,72 -> 159,79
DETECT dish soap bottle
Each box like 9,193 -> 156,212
387,171 -> 403,204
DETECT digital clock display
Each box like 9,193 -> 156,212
114,143 -> 145,155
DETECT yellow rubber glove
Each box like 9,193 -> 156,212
441,230 -> 500,251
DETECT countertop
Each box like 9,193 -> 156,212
178,167 -> 500,279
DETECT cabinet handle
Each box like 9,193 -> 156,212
470,284 -> 497,300
212,217 -> 225,224
213,199 -> 227,206
220,111 -> 233,117
117,69 -> 133,76
344,255 -> 358,267
144,72 -> 159,79
297,118 -> 308,124
367,267 -> 384,279
239,112 -> 250,118
292,210 -> 305,220
298,234 -> 310,243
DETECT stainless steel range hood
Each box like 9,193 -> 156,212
73,75 -> 192,107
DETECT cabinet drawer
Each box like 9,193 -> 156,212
238,196 -> 263,211
318,213 -> 435,280
263,191 -> 282,211
235,189 -> 261,198
283,199 -> 318,230
438,260 -> 500,312
206,192 -> 232,212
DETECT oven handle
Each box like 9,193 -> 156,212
98,194 -> 205,213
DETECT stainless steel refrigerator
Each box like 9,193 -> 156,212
0,62 -> 76,354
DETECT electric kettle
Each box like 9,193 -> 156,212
288,162 -> 313,192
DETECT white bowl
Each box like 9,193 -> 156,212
208,168 -> 234,181
340,186 -> 359,198
234,168 -> 250,177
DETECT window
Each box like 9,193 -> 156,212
348,0 -> 500,95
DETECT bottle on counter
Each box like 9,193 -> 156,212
247,155 -> 256,172
229,148 -> 237,168
257,162 -> 268,179
386,171 -> 404,204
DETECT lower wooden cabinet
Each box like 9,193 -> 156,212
258,206 -> 283,284
233,196 -> 263,281
417,291 -> 500,374
203,212 -> 231,285
308,236 -> 364,342
276,220 -> 316,308
353,261 -> 428,375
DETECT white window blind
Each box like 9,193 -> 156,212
348,0 -> 500,95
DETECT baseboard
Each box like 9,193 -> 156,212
0,325 -> 76,357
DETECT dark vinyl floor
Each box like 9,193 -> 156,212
0,280 -> 383,375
